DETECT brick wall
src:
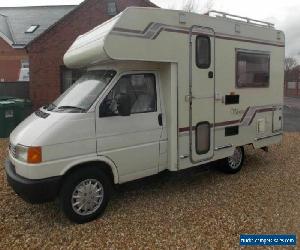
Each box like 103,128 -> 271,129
27,0 -> 156,109
0,37 -> 28,82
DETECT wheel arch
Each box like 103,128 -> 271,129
61,156 -> 119,184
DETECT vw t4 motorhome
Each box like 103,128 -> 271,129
5,8 -> 285,223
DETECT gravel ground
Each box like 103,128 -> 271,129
0,134 -> 299,249
284,97 -> 300,132
284,96 -> 300,110
284,106 -> 300,132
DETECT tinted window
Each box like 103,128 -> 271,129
196,36 -> 211,68
100,73 -> 157,117
236,51 -> 270,88
195,122 -> 210,154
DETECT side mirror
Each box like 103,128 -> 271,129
99,99 -> 112,117
117,94 -> 131,116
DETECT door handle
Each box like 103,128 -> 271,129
158,113 -> 163,126
208,71 -> 214,78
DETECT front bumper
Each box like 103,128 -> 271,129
5,159 -> 61,204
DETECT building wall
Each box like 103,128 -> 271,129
27,0 -> 156,109
0,37 -> 28,82
285,69 -> 300,96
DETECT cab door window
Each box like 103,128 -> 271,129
100,73 -> 157,117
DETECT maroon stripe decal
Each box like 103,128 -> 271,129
112,25 -> 284,47
179,119 -> 240,133
240,106 -> 250,122
113,27 -> 143,34
152,27 -> 165,39
164,28 -> 284,47
143,22 -> 155,33
214,120 -> 240,127
179,126 -> 195,133
215,35 -> 285,47
178,106 -> 277,133
164,28 -> 214,37
248,108 -> 276,125
113,22 -> 154,35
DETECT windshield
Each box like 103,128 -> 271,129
48,70 -> 116,113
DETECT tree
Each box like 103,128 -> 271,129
284,57 -> 299,83
182,0 -> 199,12
182,0 -> 214,13
202,0 -> 215,13
284,57 -> 297,72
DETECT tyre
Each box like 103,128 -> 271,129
220,147 -> 245,174
59,166 -> 111,223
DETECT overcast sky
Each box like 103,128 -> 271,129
0,0 -> 299,61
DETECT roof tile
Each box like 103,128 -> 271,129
0,5 -> 76,46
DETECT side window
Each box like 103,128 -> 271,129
195,122 -> 210,154
236,51 -> 270,88
100,73 -> 157,117
196,36 -> 211,69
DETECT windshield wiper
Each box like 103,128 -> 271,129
57,106 -> 86,112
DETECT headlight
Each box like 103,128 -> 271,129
15,144 -> 28,162
15,144 -> 42,164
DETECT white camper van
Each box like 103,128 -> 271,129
5,8 -> 284,223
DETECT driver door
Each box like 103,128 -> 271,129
96,72 -> 163,183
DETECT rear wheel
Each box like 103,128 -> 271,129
59,166 -> 111,223
220,147 -> 245,174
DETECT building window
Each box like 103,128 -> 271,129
60,67 -> 85,93
25,25 -> 39,33
18,59 -> 30,81
21,59 -> 29,69
107,1 -> 117,16
196,36 -> 211,69
236,51 -> 270,88
100,73 -> 157,117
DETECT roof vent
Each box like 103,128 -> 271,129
25,25 -> 39,33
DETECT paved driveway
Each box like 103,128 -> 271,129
284,97 -> 300,132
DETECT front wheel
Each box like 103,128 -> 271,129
59,167 -> 111,223
220,147 -> 245,174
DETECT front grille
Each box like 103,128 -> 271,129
9,143 -> 17,158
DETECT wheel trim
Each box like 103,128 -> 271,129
228,148 -> 243,169
71,179 -> 104,216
